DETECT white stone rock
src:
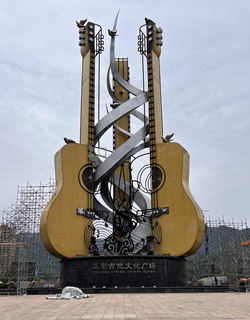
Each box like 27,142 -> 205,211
46,286 -> 93,300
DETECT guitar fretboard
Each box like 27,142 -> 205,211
88,51 -> 95,147
147,51 -> 157,165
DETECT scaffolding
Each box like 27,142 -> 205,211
0,179 -> 60,292
0,224 -> 16,278
241,239 -> 250,291
187,216 -> 250,284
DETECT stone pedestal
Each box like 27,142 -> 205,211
60,255 -> 186,289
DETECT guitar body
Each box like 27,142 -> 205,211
153,142 -> 205,257
40,143 -> 92,259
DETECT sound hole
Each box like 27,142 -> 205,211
78,165 -> 93,192
151,165 -> 165,192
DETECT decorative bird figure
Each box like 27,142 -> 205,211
108,10 -> 120,37
64,137 -> 76,144
76,19 -> 87,28
108,29 -> 117,37
145,17 -> 155,24
161,133 -> 174,143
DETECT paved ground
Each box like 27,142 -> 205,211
0,292 -> 250,319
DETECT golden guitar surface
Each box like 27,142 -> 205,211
40,143 -> 92,259
153,142 -> 205,257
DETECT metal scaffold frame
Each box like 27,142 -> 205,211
0,179 -> 60,293
16,243 -> 29,295
187,216 -> 250,285
241,240 -> 250,291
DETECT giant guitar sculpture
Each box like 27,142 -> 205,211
40,21 -> 100,258
40,14 -> 205,259
144,20 -> 205,256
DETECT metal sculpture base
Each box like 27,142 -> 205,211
60,255 -> 186,289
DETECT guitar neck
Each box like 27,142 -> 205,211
147,51 -> 161,165
146,29 -> 163,164
80,51 -> 95,146
80,22 -> 96,147
113,58 -> 131,209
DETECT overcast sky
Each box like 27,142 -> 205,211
0,0 -> 250,225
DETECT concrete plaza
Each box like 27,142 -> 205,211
0,292 -> 249,319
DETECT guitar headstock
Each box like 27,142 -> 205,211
78,21 -> 95,57
146,19 -> 163,57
